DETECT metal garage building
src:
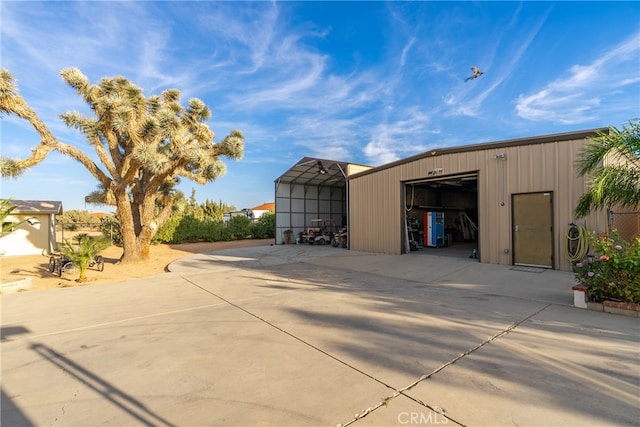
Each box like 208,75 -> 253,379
274,157 -> 371,245
348,129 -> 612,272
274,129 -> 634,272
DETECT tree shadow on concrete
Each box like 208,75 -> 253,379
208,258 -> 640,425
25,343 -> 177,427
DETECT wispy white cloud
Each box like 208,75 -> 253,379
238,53 -> 328,107
2,1 -> 436,170
1,3 -> 194,121
400,36 -> 416,68
516,31 -> 640,124
193,1 -> 280,75
447,4 -> 552,118
363,107 -> 437,165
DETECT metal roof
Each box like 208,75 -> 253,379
5,200 -> 63,214
349,127 -> 608,179
275,157 -> 351,187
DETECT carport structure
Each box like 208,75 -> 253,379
274,157 -> 370,245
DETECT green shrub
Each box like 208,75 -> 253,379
251,212 -> 275,239
155,215 -> 203,243
57,209 -> 101,229
574,231 -> 640,304
154,215 -> 183,243
65,223 -> 79,231
154,216 -> 235,243
99,215 -> 122,245
149,212 -> 267,244
200,221 -> 233,242
174,215 -> 202,242
73,233 -> 91,243
227,215 -> 252,240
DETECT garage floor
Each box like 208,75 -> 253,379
410,241 -> 478,259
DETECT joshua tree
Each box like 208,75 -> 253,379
0,68 -> 243,263
574,120 -> 640,218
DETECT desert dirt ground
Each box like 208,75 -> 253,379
0,239 -> 274,293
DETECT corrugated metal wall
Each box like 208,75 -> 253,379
349,137 -> 608,271
275,182 -> 345,244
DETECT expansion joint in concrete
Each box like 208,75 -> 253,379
338,303 -> 552,427
183,276 -> 553,427
182,277 -> 399,392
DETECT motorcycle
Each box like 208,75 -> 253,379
331,227 -> 348,248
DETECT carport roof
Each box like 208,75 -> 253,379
275,157 -> 352,187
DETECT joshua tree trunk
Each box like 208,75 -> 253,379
116,191 -> 154,263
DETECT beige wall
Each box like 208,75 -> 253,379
349,137 -> 609,271
0,214 -> 56,256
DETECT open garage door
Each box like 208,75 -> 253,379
274,158 -> 349,245
403,172 -> 479,258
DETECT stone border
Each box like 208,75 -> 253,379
571,285 -> 639,318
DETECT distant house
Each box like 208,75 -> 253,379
222,203 -> 275,223
222,209 -> 254,223
250,202 -> 275,220
0,200 -> 63,256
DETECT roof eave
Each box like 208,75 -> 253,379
349,127 -> 608,180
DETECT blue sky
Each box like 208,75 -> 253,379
1,1 -> 639,212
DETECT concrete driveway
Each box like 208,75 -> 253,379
2,245 -> 638,426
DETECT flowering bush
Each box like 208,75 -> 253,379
574,231 -> 640,304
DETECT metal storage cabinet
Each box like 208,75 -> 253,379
424,211 -> 444,247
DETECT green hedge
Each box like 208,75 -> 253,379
104,212 -> 275,245
252,212 -> 275,239
151,212 -> 274,244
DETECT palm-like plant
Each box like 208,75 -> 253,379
575,120 -> 640,218
58,235 -> 111,282
0,199 -> 27,238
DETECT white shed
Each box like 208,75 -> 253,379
0,200 -> 63,256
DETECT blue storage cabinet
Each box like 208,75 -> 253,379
424,211 -> 445,247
